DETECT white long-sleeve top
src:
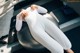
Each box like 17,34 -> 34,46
16,6 -> 47,31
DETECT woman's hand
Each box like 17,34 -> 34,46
20,9 -> 28,20
31,4 -> 38,10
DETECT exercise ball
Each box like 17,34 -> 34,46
17,22 -> 46,51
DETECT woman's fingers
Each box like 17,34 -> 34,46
22,10 -> 28,16
20,10 -> 28,20
20,13 -> 24,17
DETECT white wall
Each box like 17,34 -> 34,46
0,7 -> 14,38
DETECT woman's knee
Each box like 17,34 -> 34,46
64,41 -> 72,50
51,45 -> 64,53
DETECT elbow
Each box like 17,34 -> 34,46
16,27 -> 20,32
42,8 -> 48,13
16,28 -> 21,32
15,25 -> 21,32
16,29 -> 20,32
45,9 -> 48,13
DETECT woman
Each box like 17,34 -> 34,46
16,4 -> 74,53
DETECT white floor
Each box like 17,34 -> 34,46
0,38 -> 12,53
0,45 -> 11,53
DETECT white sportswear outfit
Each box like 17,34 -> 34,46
16,6 -> 72,53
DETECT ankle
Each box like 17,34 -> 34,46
66,49 -> 74,53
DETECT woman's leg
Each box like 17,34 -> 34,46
45,19 -> 72,50
43,13 -> 59,27
31,27 -> 64,53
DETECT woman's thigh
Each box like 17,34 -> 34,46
45,20 -> 72,49
31,27 -> 64,53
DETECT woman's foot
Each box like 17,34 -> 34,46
66,49 -> 74,53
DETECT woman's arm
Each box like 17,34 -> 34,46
37,6 -> 48,13
16,13 -> 23,31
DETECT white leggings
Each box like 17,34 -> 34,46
29,14 -> 72,53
